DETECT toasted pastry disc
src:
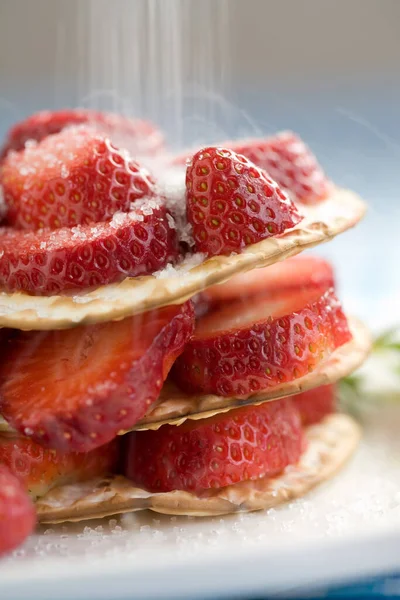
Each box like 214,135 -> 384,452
0,317 -> 370,436
125,317 -> 371,431
0,188 -> 365,331
36,413 -> 361,522
0,420 -> 11,433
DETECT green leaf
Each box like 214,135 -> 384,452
339,326 -> 400,416
373,327 -> 400,351
339,378 -> 364,418
384,342 -> 400,352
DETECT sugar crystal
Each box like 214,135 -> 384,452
159,168 -> 194,245
154,252 -> 206,279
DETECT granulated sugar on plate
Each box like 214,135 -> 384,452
2,405 -> 399,570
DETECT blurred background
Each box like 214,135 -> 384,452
0,3 -> 400,598
0,0 -> 399,329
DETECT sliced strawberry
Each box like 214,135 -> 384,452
0,200 -> 178,295
176,132 -> 331,204
203,255 -> 335,307
125,398 -> 303,493
1,126 -> 157,230
0,302 -> 194,452
186,146 -> 302,256
294,384 -> 336,425
0,435 -> 119,499
0,109 -> 164,160
173,288 -> 351,397
0,465 -> 36,556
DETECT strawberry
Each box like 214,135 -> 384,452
0,301 -> 194,452
203,255 -> 335,307
1,126 -> 157,230
186,147 -> 302,256
294,384 -> 336,425
173,288 -> 351,397
0,200 -> 178,295
176,132 -> 331,204
0,435 -> 119,500
125,398 -> 303,493
0,465 -> 36,556
0,109 -> 164,160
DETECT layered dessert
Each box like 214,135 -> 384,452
0,110 -> 369,555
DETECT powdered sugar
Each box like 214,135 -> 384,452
154,262 -> 179,279
166,212 -> 177,230
158,168 -> 193,246
24,139 -> 37,150
111,197 -> 165,227
140,200 -> 160,216
154,251 -> 206,279
71,294 -> 94,305
131,196 -> 163,216
110,211 -> 129,227
70,227 -> 89,242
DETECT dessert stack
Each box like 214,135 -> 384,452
0,110 -> 370,554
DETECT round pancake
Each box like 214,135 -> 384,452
127,317 -> 371,430
0,188 -> 365,330
0,317 -> 370,436
35,413 -> 361,522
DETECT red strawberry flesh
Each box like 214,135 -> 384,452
125,398 -> 303,493
173,288 -> 351,396
0,200 -> 178,295
219,133 -> 332,204
204,255 -> 335,306
0,109 -> 164,160
0,465 -> 36,556
0,302 -> 195,452
0,435 -> 119,500
294,384 -> 336,425
186,146 -> 302,256
176,132 -> 331,204
1,126 -> 157,230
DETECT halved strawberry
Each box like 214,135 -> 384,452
125,398 -> 303,493
0,302 -> 194,452
0,435 -> 119,500
1,126 -> 157,230
203,255 -> 335,307
173,288 -> 351,397
186,147 -> 302,256
0,109 -> 164,160
0,200 -> 178,295
176,132 -> 331,204
294,384 -> 336,425
0,465 -> 36,556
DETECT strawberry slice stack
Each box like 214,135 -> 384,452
0,110 -> 365,555
0,120 -> 178,295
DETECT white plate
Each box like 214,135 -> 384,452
1,405 -> 399,600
